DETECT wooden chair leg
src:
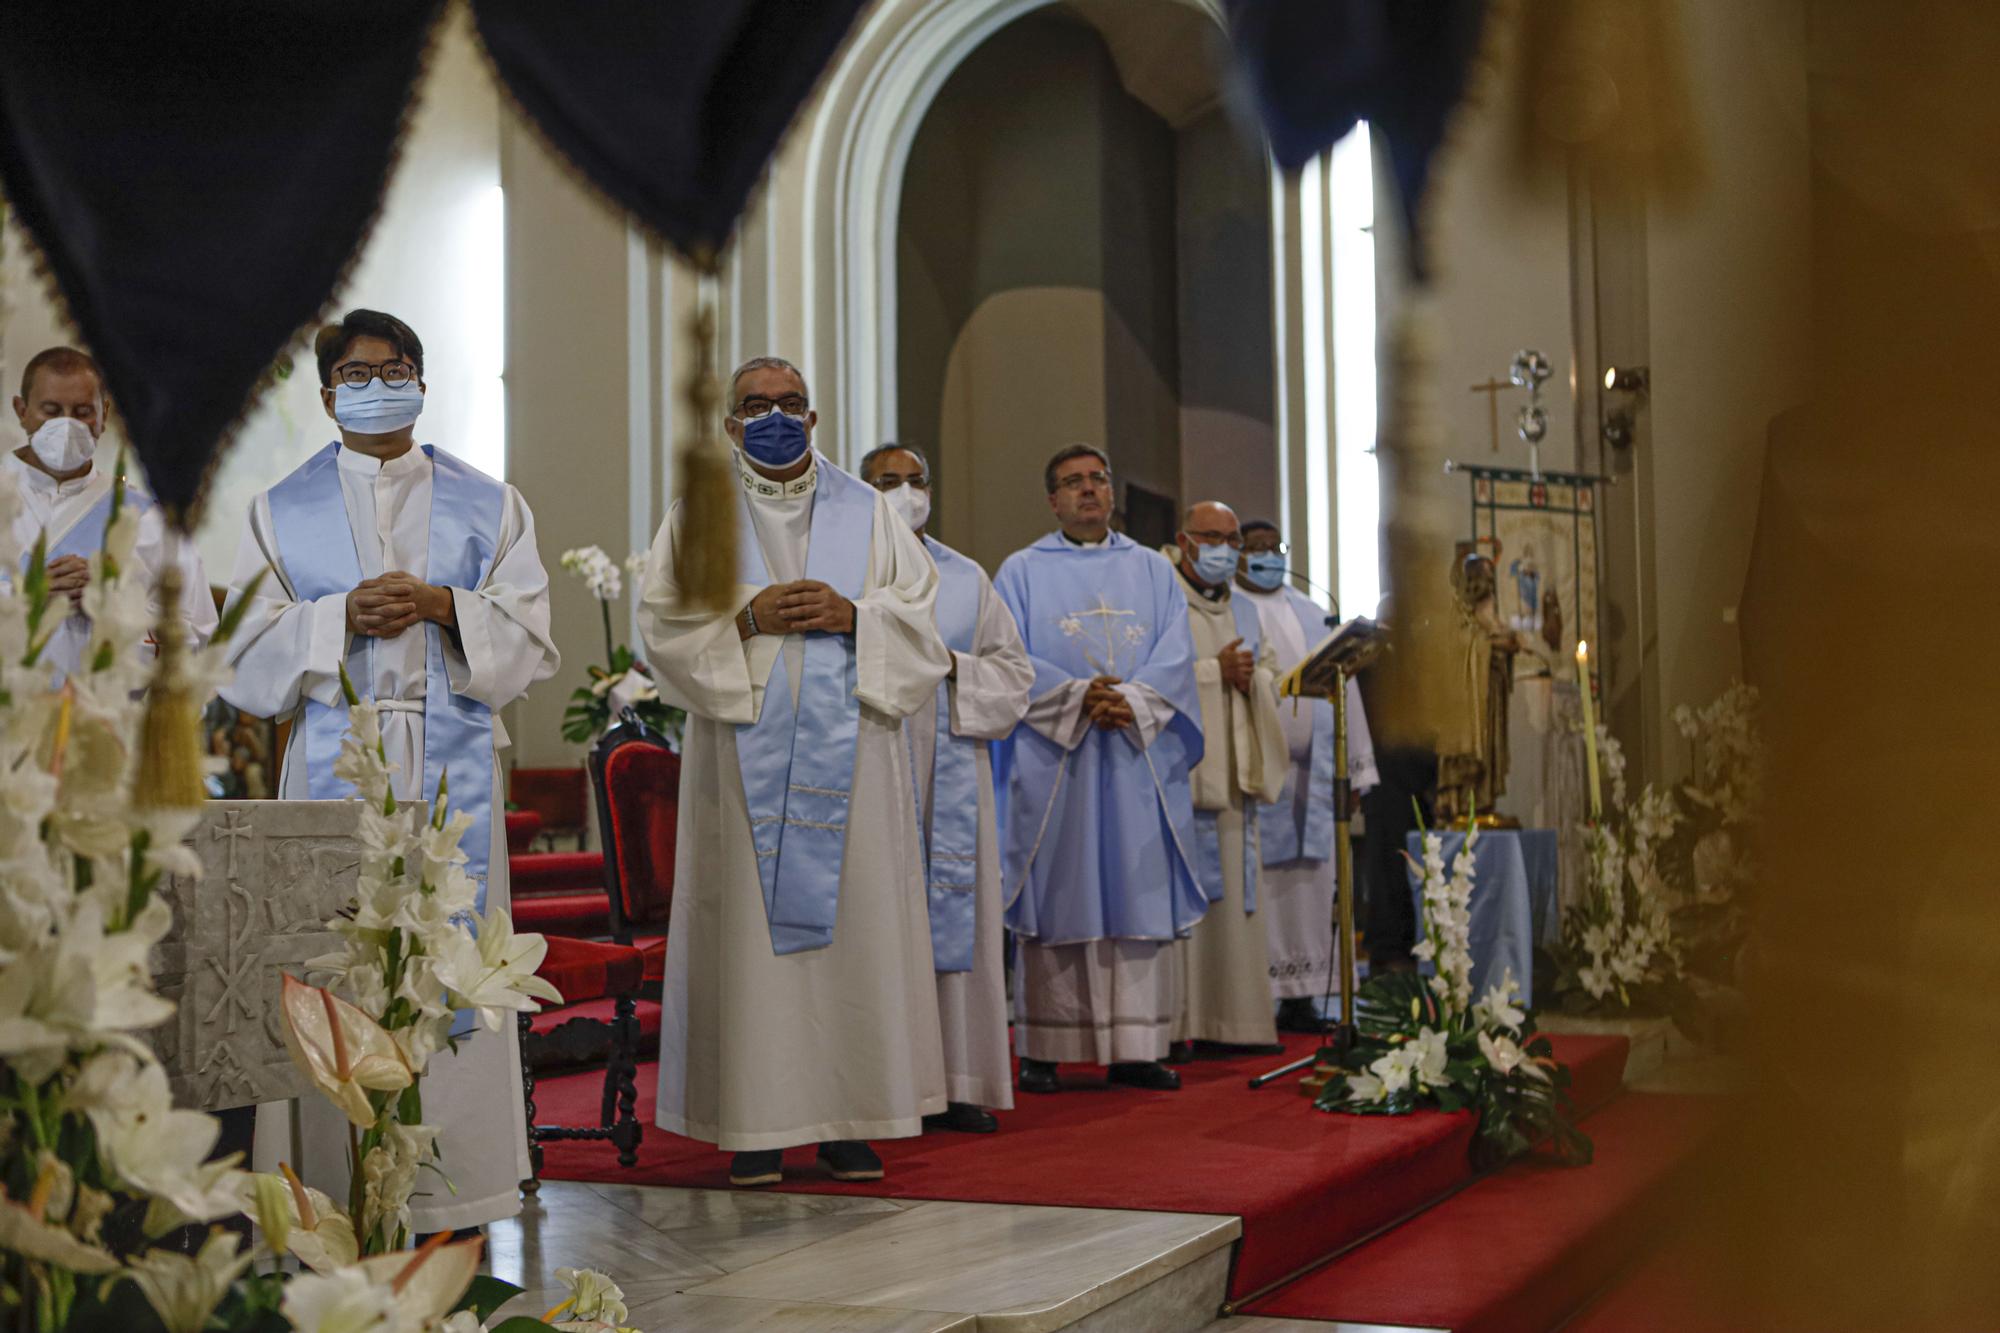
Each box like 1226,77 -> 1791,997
611,991 -> 642,1168
518,1009 -> 544,1188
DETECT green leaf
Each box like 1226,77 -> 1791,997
455,1275 -> 527,1320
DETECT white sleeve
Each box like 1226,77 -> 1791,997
853,491 -> 953,719
1024,679 -> 1093,750
216,493 -> 351,718
637,502 -> 770,725
948,573 -> 1035,740
1114,681 -> 1173,750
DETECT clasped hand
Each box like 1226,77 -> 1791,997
1085,674 -> 1133,730
746,579 -> 856,636
46,554 -> 90,608
1218,637 -> 1255,694
346,571 -> 454,638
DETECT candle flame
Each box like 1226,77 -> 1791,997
1576,639 -> 1589,662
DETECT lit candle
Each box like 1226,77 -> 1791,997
1576,640 -> 1601,820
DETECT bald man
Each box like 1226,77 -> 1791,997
1164,502 -> 1287,1052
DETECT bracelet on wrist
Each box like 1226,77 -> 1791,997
742,604 -> 759,636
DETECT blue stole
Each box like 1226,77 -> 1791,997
913,537 -> 984,973
267,444 -> 505,1035
1192,590 -> 1267,914
1258,588 -> 1338,866
39,479 -> 153,565
733,457 -> 873,955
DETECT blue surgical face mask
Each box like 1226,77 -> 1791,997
740,409 -> 810,468
1244,552 -> 1288,592
1188,540 -> 1239,585
332,378 -> 425,435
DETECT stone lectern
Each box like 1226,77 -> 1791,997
148,800 -> 395,1113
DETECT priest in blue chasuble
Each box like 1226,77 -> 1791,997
220,310 -> 560,1234
640,359 -> 952,1188
861,443 -> 1033,1135
1165,502 -> 1288,1052
995,445 -> 1206,1095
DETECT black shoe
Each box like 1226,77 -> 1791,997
817,1140 -> 884,1181
924,1101 -> 1000,1133
1018,1058 -> 1061,1094
1164,1040 -> 1196,1065
729,1149 -> 784,1187
1276,997 -> 1326,1034
1107,1060 -> 1181,1091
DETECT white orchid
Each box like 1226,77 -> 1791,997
560,545 -> 623,602
121,1229 -> 253,1333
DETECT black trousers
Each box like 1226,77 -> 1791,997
1359,746 -> 1437,963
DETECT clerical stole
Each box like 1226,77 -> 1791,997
913,538 -> 984,972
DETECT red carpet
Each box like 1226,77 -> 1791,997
1245,1092 -> 1725,1331
536,1030 -> 1629,1301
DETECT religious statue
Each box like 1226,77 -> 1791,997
1436,550 -> 1522,825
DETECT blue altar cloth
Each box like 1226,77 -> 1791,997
1404,829 -> 1560,1001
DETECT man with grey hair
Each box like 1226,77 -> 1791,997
861,442 -> 1033,1133
639,358 -> 952,1186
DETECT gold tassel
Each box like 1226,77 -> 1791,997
673,251 -> 739,614
134,561 -> 206,810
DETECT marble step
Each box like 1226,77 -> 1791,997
490,1180 -> 1240,1331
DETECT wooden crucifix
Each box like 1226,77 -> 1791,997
1469,377 -> 1510,452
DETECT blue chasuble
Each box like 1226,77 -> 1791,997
266,443 -> 506,1021
1256,587 -> 1339,867
910,535 -> 984,973
732,455 -> 874,955
1191,588 -> 1268,914
992,532 -> 1207,944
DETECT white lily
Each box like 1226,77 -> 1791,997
552,1267 -> 630,1324
432,907 -> 561,1032
1408,1028 -> 1452,1089
1478,1029 -> 1549,1082
121,1229 -> 252,1333
279,1265 -> 402,1333
0,1165 -> 120,1273
0,895 -> 173,1083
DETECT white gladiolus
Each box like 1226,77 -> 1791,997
122,1230 -> 253,1333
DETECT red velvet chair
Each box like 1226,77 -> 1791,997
520,935 -> 646,1179
509,766 -> 590,850
589,719 -> 678,991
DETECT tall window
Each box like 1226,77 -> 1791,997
1329,122 -> 1379,620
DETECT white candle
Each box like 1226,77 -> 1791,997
1576,641 -> 1602,820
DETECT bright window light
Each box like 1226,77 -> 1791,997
1329,122 -> 1379,619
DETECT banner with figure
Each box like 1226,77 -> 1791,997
1462,466 -> 1600,681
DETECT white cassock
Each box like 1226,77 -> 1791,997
639,454 -> 952,1150
1238,584 -> 1379,1001
1172,570 -> 1287,1046
221,444 -> 559,1232
3,452 -> 216,677
906,536 -> 1032,1111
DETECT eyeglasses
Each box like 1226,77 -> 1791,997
735,395 -> 810,419
1244,539 -> 1292,556
870,473 -> 929,491
1053,470 -> 1111,493
1184,529 -> 1244,549
332,360 -> 417,389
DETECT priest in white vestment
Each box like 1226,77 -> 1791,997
221,311 -> 559,1234
1234,520 -> 1379,1030
995,445 -> 1207,1094
639,358 -> 951,1188
1163,503 -> 1287,1050
8,345 -> 214,680
860,444 -> 1033,1134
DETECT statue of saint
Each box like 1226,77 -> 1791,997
1436,550 -> 1522,824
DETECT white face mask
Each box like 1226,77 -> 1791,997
883,482 -> 931,533
28,416 -> 96,473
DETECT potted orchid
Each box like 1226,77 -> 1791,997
557,547 -> 681,745
1314,821 -> 1592,1168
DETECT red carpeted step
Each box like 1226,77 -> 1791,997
511,889 -> 611,937
532,1030 -> 1629,1302
1563,1228 -> 1751,1333
1245,1092 -> 1725,1333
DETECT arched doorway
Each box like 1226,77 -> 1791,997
893,4 -> 1274,567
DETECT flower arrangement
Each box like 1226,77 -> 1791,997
1546,683 -> 1764,1019
557,547 -> 681,745
1314,825 -> 1592,1169
0,461 -> 635,1332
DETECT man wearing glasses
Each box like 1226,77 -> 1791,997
221,308 -> 561,1236
1164,502 -> 1287,1053
860,443 -> 1034,1135
993,445 -> 1205,1094
639,359 -> 952,1187
1233,520 -> 1379,1033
